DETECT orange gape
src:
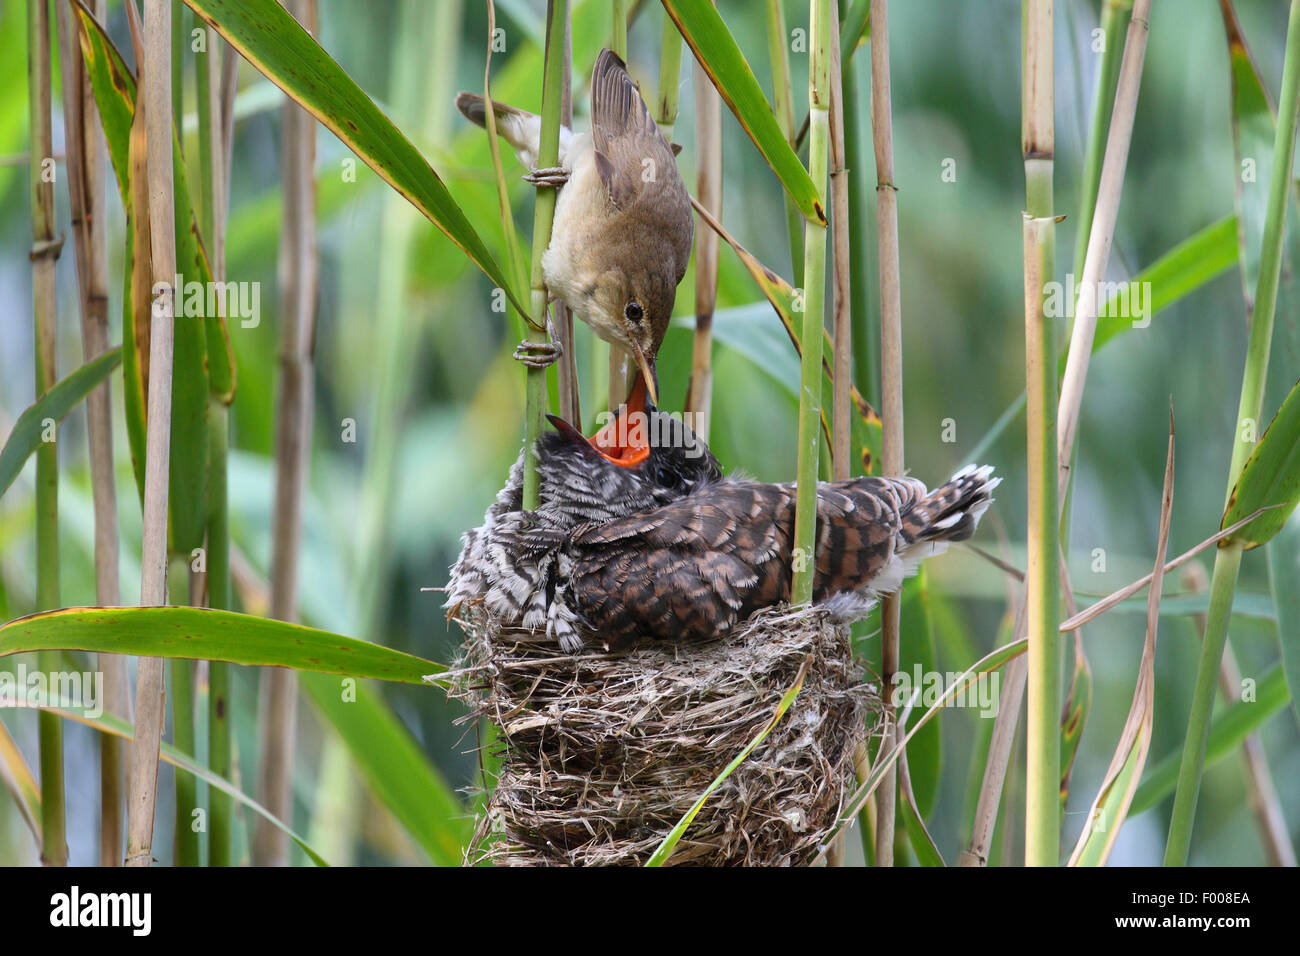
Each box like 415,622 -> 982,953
589,373 -> 651,468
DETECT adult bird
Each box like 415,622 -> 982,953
456,49 -> 693,404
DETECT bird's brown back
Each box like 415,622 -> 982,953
589,49 -> 693,283
564,470 -> 993,648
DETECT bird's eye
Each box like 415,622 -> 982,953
624,301 -> 644,323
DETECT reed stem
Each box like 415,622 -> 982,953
656,12 -> 684,140
522,0 -> 567,510
829,1 -> 851,478
202,24 -> 238,869
255,0 -> 319,867
840,10 -> 876,411
790,0 -> 831,607
206,400 -> 233,865
685,43 -> 720,435
1165,0 -> 1300,867
868,0 -> 903,866
766,0 -> 804,284
126,0 -> 178,868
1071,0 -> 1132,283
1021,0 -> 1059,868
29,0 -> 66,868
170,12 -> 199,849
56,0 -> 125,867
169,568 -> 199,865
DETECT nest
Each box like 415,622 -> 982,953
447,605 -> 879,866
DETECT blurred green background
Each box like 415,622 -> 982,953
0,0 -> 1297,865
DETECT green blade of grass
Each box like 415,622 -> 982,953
11,701 -> 327,866
662,0 -> 825,223
177,0 -> 526,317
0,716 -> 40,847
1267,515 -> 1300,725
899,570 -> 941,817
1088,216 -> 1239,361
967,216 -> 1239,464
1221,375 -> 1300,548
0,347 -> 122,500
300,673 -> 471,866
1130,664 -> 1289,817
0,607 -> 446,685
899,784 -> 945,866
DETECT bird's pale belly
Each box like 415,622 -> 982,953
540,151 -> 627,342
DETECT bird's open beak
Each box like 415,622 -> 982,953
628,340 -> 659,407
549,372 -> 650,469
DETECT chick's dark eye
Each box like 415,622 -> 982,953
624,301 -> 644,323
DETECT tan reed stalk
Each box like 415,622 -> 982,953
829,2 -> 851,478
964,0 -> 1150,867
1021,0 -> 1059,868
28,0 -> 66,867
254,0 -> 319,868
125,0 -> 177,868
868,0 -> 903,867
685,43 -> 721,437
54,0 -> 127,867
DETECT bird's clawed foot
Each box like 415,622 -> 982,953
513,337 -> 563,369
523,165 -> 569,189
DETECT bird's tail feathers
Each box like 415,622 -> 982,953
454,91 -> 546,167
901,464 -> 1000,547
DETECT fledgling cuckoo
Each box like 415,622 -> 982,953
445,384 -> 999,653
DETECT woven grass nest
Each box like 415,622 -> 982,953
447,604 -> 880,866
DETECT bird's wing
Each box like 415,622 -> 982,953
809,478 -> 911,595
567,483 -> 795,645
566,477 -> 952,645
589,49 -> 678,209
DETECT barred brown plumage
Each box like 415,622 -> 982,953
446,408 -> 998,654
547,464 -> 999,650
443,408 -> 721,625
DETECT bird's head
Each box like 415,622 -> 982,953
587,265 -> 677,406
545,370 -> 721,490
548,370 -> 653,470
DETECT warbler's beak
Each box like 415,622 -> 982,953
629,340 -> 659,407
